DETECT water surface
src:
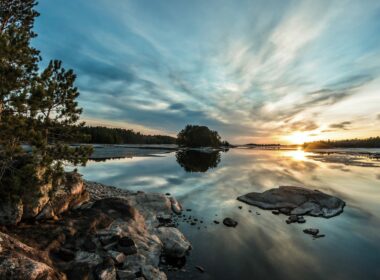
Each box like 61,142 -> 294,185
74,148 -> 380,280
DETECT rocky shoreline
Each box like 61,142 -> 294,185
0,174 -> 191,280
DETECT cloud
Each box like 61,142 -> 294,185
329,121 -> 352,130
33,0 -> 380,143
289,121 -> 319,132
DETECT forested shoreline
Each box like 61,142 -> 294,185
79,126 -> 177,144
303,137 -> 380,149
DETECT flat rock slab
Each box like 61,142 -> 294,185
237,186 -> 345,218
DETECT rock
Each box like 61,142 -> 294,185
213,220 -> 220,224
141,265 -> 167,280
0,198 -> 23,226
117,269 -> 136,280
196,265 -> 205,273
118,236 -> 135,247
279,208 -> 291,215
238,206 -> 242,209
99,234 -> 119,246
94,264 -> 117,280
75,251 -> 103,267
237,186 -> 345,218
108,250 -> 126,264
117,244 -> 138,256
170,197 -> 182,215
286,215 -> 298,224
297,216 -> 306,223
272,210 -> 280,215
223,218 -> 238,227
303,228 -> 319,235
156,227 -> 190,258
0,231 -> 62,279
36,172 -> 89,221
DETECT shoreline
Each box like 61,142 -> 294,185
0,176 -> 190,280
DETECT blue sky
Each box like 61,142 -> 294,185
33,0 -> 380,143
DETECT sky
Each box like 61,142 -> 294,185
33,0 -> 380,144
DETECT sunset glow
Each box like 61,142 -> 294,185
33,0 -> 380,144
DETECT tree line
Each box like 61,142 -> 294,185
303,137 -> 380,149
79,126 -> 177,145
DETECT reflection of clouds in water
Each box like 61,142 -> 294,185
307,153 -> 380,167
76,148 -> 380,280
328,164 -> 351,172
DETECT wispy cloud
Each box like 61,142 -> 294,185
33,0 -> 380,143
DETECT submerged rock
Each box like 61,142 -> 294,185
237,186 -> 345,218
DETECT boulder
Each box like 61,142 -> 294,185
0,231 -> 63,280
156,227 -> 190,258
237,186 -> 345,218
36,172 -> 89,221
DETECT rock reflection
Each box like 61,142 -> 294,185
176,150 -> 221,172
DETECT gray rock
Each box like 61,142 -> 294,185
156,227 -> 190,258
223,217 -> 238,227
237,186 -> 345,218
108,250 -> 126,264
141,265 -> 167,280
117,269 -> 136,280
170,197 -> 182,215
75,251 -> 103,267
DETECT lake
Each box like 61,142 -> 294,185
73,148 -> 380,280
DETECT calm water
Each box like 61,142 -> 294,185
74,148 -> 380,280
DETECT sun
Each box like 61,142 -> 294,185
286,132 -> 309,145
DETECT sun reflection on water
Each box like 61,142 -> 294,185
286,148 -> 307,161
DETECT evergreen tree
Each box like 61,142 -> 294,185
177,125 -> 222,147
0,0 -> 91,193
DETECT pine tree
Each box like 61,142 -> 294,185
0,0 -> 92,194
